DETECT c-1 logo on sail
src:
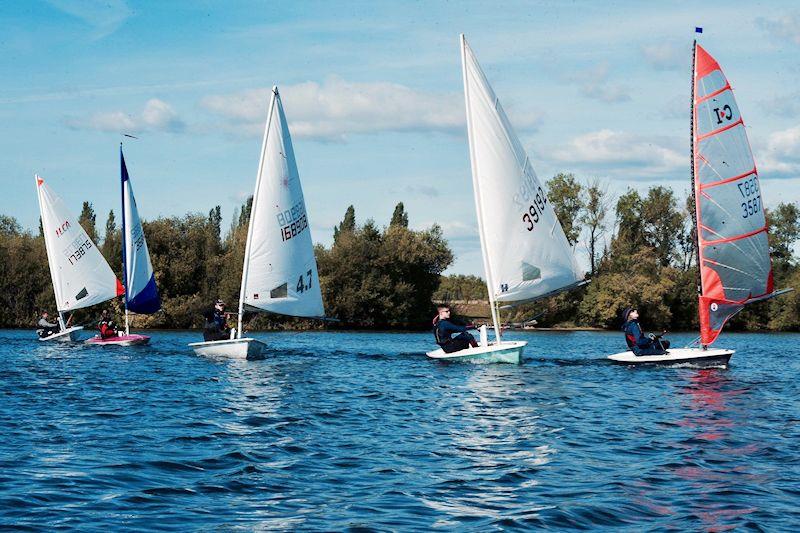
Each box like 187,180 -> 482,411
713,104 -> 733,125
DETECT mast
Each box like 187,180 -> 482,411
689,38 -> 705,348
460,34 -> 502,342
237,86 -> 278,338
120,145 -> 130,335
36,175 -> 65,331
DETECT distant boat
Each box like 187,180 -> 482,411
85,148 -> 159,347
427,35 -> 586,364
609,40 -> 792,367
35,175 -> 124,342
189,86 -> 325,359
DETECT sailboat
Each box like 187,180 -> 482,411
609,40 -> 791,367
85,148 -> 159,346
189,86 -> 325,359
426,35 -> 586,364
35,175 -> 124,342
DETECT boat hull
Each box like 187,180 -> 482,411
426,340 -> 527,364
188,338 -> 267,360
84,334 -> 151,347
608,347 -> 734,368
38,326 -> 83,343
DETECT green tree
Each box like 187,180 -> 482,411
580,179 -> 609,275
78,201 -> 97,242
102,210 -> 122,277
768,202 -> 800,263
640,186 -> 683,267
333,205 -> 356,242
546,172 -> 583,245
390,202 -> 409,228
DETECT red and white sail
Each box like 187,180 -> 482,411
36,175 -> 123,313
692,43 -> 778,345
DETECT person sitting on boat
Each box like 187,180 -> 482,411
621,307 -> 670,356
98,310 -> 120,339
37,311 -> 60,338
433,304 -> 478,353
203,299 -> 231,341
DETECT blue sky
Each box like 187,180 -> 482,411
2,1 -> 799,275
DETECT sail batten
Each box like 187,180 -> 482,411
239,87 -> 324,320
460,36 -> 584,306
692,43 -> 781,346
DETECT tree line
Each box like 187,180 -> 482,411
1,173 -> 799,332
434,173 -> 800,333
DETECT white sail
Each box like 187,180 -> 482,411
239,87 -> 324,318
461,36 -> 583,304
36,175 -> 122,312
121,150 -> 160,314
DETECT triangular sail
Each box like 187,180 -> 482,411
121,149 -> 160,314
36,175 -> 123,313
461,36 -> 584,306
692,43 -> 778,345
239,86 -> 324,319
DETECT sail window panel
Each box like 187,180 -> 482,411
698,175 -> 763,241
695,90 -> 740,137
696,70 -> 727,98
696,125 -> 754,184
702,231 -> 771,301
270,283 -> 288,299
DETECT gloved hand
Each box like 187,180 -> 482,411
648,333 -> 656,340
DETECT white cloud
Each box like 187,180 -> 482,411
758,125 -> 800,177
550,129 -> 685,179
641,41 -> 690,71
65,98 -> 185,133
568,63 -> 631,104
46,0 -> 132,39
756,12 -> 800,46
201,77 -> 542,141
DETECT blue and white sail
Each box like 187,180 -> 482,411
121,148 -> 160,314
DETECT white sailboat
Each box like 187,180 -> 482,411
609,40 -> 791,367
85,148 -> 159,346
189,86 -> 325,359
427,35 -> 585,364
35,175 -> 124,342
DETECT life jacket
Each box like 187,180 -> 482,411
623,320 -> 636,350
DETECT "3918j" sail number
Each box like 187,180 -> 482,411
522,186 -> 548,231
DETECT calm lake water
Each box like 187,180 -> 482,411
1,328 -> 798,531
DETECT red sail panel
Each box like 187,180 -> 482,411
693,44 -> 775,346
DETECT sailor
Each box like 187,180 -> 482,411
432,304 -> 478,353
621,307 -> 670,356
98,310 -> 119,339
37,311 -> 60,338
203,299 -> 231,341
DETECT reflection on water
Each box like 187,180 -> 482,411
0,329 -> 798,529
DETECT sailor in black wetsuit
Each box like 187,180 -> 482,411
432,304 -> 478,353
203,299 -> 231,341
621,307 -> 670,356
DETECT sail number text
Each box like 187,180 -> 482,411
277,201 -> 309,242
738,176 -> 760,219
296,269 -> 313,294
521,186 -> 548,232
65,237 -> 93,265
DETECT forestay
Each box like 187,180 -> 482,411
121,149 -> 160,314
461,37 -> 584,304
240,87 -> 324,318
692,43 -> 777,345
36,175 -> 123,312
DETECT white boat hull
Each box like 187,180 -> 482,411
426,340 -> 527,364
38,326 -> 83,343
608,347 -> 734,368
188,338 -> 267,360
